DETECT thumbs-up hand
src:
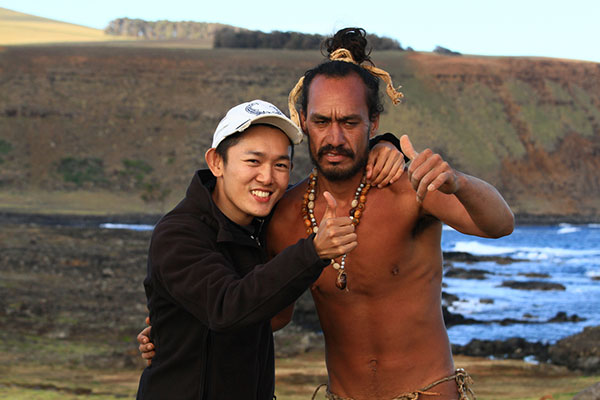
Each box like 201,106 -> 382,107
400,134 -> 459,203
322,191 -> 338,220
313,191 -> 358,260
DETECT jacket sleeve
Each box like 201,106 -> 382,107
149,215 -> 328,332
369,132 -> 410,163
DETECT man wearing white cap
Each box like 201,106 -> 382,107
136,99 -> 402,399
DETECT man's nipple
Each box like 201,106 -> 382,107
369,359 -> 378,372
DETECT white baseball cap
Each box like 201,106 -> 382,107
211,100 -> 304,148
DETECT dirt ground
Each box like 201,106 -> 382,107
1,218 -> 598,399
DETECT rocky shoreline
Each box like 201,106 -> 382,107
280,287 -> 600,373
2,212 -> 599,374
2,211 -> 598,227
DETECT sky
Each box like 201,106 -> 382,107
2,0 -> 599,63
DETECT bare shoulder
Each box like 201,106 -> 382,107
368,174 -> 440,230
375,173 -> 417,206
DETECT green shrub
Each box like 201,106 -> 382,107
57,157 -> 106,187
121,158 -> 153,186
0,139 -> 12,164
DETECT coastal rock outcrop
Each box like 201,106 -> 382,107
451,337 -> 549,360
500,280 -> 566,291
548,326 -> 600,373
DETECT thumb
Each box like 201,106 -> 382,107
400,134 -> 418,160
322,191 -> 338,219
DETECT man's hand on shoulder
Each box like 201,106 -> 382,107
367,139 -> 406,188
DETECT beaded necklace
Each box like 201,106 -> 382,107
302,168 -> 370,290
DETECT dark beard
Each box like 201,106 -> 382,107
308,139 -> 369,182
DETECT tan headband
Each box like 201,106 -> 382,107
287,48 -> 404,127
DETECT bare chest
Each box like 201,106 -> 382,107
312,191 -> 442,296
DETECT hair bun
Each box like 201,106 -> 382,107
323,27 -> 372,65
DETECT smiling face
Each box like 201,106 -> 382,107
301,73 -> 379,181
206,125 -> 292,226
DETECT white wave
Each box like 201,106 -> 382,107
450,241 -> 518,256
442,224 -> 456,232
450,241 -> 600,260
447,298 -> 489,315
100,223 -> 154,231
588,223 -> 600,228
565,256 -> 600,265
557,226 -> 580,234
586,269 -> 600,279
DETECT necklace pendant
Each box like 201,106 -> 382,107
335,270 -> 347,290
303,169 -> 368,293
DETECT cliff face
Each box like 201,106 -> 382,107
0,45 -> 598,219
378,53 -> 600,218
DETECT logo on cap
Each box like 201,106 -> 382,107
245,101 -> 284,116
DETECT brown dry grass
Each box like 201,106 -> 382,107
275,352 -> 599,400
0,189 -> 164,215
1,351 -> 597,399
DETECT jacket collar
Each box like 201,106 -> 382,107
189,169 -> 266,246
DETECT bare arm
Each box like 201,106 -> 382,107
446,172 -> 514,237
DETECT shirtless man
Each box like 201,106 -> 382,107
140,28 -> 514,399
265,28 -> 514,399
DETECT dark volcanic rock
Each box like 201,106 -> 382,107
548,326 -> 600,373
442,307 -> 479,327
548,311 -> 585,323
500,280 -> 566,291
442,291 -> 459,307
444,267 -> 491,280
519,272 -> 551,278
443,251 -> 523,264
452,337 -> 549,360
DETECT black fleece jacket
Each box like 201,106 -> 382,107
136,170 -> 329,400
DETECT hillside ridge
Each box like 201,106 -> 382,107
0,7 -> 130,45
0,44 -> 598,219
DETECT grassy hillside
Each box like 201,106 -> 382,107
0,7 -> 131,45
0,44 -> 598,219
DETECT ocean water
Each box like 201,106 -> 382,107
442,223 -> 600,345
102,222 -> 600,345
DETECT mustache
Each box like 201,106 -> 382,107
317,145 -> 355,159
